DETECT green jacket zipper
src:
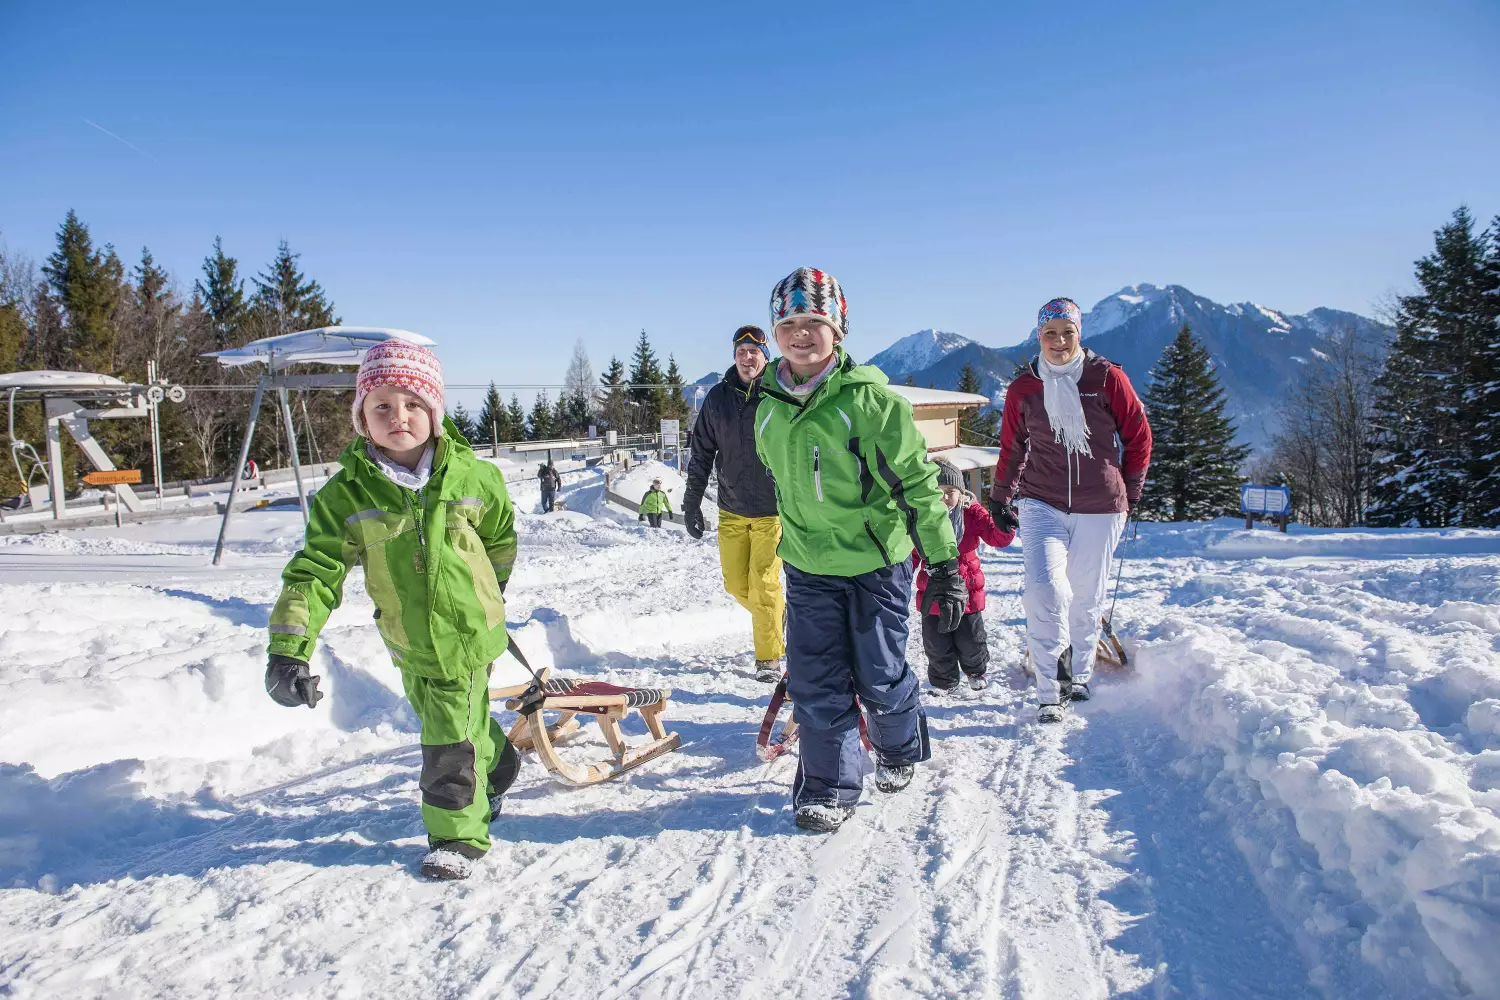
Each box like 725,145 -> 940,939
813,445 -> 823,501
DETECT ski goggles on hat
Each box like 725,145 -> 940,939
732,325 -> 768,347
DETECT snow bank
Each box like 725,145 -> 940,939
1108,555 -> 1500,996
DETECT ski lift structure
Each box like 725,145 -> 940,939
0,369 -> 185,520
206,326 -> 436,565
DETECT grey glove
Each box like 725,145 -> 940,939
265,654 -> 323,709
684,500 -> 706,539
924,559 -> 968,633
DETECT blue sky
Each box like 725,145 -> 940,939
1,0 -> 1496,407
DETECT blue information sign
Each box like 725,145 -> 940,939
1240,484 -> 1291,515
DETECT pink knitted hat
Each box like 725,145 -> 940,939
351,339 -> 446,438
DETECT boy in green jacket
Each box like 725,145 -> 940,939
264,339 -> 520,881
756,267 -> 969,832
638,477 -> 673,528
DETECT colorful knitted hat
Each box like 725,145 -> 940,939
1037,297 -> 1082,333
732,324 -> 770,359
351,339 -> 446,438
770,267 -> 848,341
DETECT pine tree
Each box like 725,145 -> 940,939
628,329 -> 665,423
1368,207 -> 1495,526
507,394 -> 527,441
196,236 -> 247,350
527,390 -> 555,440
558,340 -> 595,435
249,240 -> 338,337
903,374 -> 915,387
1466,216 -> 1500,525
450,402 -> 479,443
956,363 -> 1000,445
661,355 -> 688,421
599,356 -> 629,431
1139,324 -> 1250,520
477,381 -> 504,445
42,210 -> 122,373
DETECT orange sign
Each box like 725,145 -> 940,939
82,469 -> 143,486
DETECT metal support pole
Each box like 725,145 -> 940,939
279,387 -> 310,525
213,376 -> 267,566
45,412 -> 65,520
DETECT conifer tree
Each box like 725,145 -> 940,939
43,210 -> 122,373
1368,207 -> 1497,526
628,329 -> 665,422
1472,218 -> 1500,525
661,355 -> 688,421
196,237 -> 247,350
250,241 -> 337,336
1139,323 -> 1250,520
507,394 -> 527,440
477,381 -> 504,445
956,363 -> 1000,445
527,390 -> 555,440
599,356 -> 629,431
449,403 -> 479,443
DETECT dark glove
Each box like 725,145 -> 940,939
265,654 -> 323,709
499,576 -> 508,596
1127,496 -> 1139,520
684,500 -> 705,539
987,497 -> 1019,534
924,559 -> 968,633
638,512 -> 645,522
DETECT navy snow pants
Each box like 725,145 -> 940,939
785,560 -> 931,808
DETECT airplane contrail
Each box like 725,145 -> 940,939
83,119 -> 160,163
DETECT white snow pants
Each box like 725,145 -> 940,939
1017,498 -> 1127,705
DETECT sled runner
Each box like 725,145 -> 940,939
1021,617 -> 1129,677
490,641 -> 681,786
755,673 -> 873,763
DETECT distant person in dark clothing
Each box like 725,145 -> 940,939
538,463 -> 561,513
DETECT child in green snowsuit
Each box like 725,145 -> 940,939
638,477 -> 673,528
264,339 -> 519,881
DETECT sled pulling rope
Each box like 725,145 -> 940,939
755,672 -> 872,763
490,634 -> 682,786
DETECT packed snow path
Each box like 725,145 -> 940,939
2,466 -> 1498,999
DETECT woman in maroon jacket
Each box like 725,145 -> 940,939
914,461 -> 1015,692
987,297 -> 1152,723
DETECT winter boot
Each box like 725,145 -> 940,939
487,738 -> 522,823
795,802 -> 855,833
1038,701 -> 1067,724
755,658 -> 785,683
875,762 -> 915,793
420,842 -> 484,881
925,682 -> 956,698
1070,681 -> 1092,702
968,674 -> 988,692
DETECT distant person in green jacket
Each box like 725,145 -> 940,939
264,339 -> 520,882
639,478 -> 673,528
756,267 -> 967,833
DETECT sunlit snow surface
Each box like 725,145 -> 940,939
2,473 -> 1498,999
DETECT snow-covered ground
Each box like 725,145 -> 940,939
1,483 -> 1498,999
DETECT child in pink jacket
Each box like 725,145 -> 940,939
913,461 -> 1015,691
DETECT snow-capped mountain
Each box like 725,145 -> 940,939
866,284 -> 1391,449
865,329 -> 971,377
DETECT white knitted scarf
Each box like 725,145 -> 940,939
1039,352 -> 1093,457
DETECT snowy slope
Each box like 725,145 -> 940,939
2,487 -> 1498,999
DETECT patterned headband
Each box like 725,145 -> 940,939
1037,297 -> 1082,331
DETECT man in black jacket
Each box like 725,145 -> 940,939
684,325 -> 785,681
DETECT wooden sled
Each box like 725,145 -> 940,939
490,662 -> 681,787
755,673 -> 873,763
1021,617 -> 1129,678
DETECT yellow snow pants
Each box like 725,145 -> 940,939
717,511 -> 786,662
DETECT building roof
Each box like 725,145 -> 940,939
928,444 -> 1000,470
888,385 -> 991,408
